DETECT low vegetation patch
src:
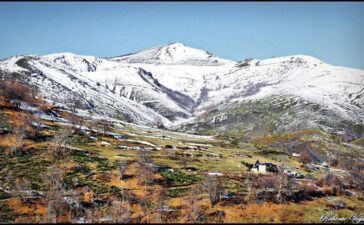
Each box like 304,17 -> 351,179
167,187 -> 190,198
160,168 -> 200,186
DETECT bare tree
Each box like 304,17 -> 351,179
136,151 -> 153,186
42,166 -> 70,223
12,124 -> 25,154
299,151 -> 313,164
276,171 -> 289,203
317,173 -> 344,196
68,189 -> 83,223
179,155 -> 189,168
65,97 -> 87,134
8,112 -> 35,155
328,154 -> 338,167
84,207 -> 104,223
13,177 -> 31,203
0,112 -> 8,132
153,186 -> 167,223
67,113 -> 85,134
49,127 -> 72,161
349,162 -> 364,191
118,161 -> 128,180
135,150 -> 154,222
245,172 -> 258,202
136,150 -> 151,166
137,166 -> 150,186
32,114 -> 43,139
0,80 -> 38,108
276,157 -> 289,203
108,199 -> 131,223
204,175 -> 224,207
184,184 -> 204,223
96,119 -> 113,136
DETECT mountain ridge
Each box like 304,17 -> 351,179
0,43 -> 363,139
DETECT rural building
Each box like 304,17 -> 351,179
250,160 -> 278,174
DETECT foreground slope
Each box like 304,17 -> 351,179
0,92 -> 363,223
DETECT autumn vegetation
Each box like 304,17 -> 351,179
0,77 -> 363,223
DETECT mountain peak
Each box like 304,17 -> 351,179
41,52 -> 101,72
43,52 -> 98,60
111,43 -> 233,65
165,42 -> 186,47
258,54 -> 323,67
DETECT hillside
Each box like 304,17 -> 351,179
0,43 -> 363,140
0,43 -> 363,223
0,86 -> 363,223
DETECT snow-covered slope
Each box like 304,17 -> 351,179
111,42 -> 233,66
197,55 -> 364,120
0,43 -> 363,136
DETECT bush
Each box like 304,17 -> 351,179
167,187 -> 190,198
316,173 -> 344,195
299,151 -> 313,164
160,168 -> 200,186
38,102 -> 53,113
0,80 -> 38,108
0,112 -> 12,133
0,202 -> 17,223
330,159 -> 338,167
299,183 -> 324,198
230,139 -> 239,145
0,189 -> 11,200
241,161 -> 253,169
204,175 -> 224,207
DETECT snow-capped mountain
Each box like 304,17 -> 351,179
0,43 -> 363,137
111,42 -> 232,65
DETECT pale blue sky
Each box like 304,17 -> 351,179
0,2 -> 364,69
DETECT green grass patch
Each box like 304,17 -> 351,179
167,187 -> 190,198
160,168 -> 200,186
0,202 -> 17,223
350,137 -> 364,146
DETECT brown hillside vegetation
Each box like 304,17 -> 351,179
0,80 -> 363,223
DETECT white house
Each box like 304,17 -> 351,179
250,160 -> 278,174
258,164 -> 267,173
